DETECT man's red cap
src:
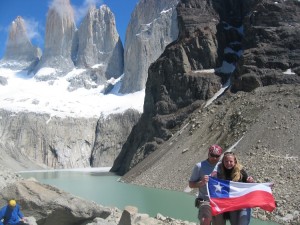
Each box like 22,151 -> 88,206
208,144 -> 222,155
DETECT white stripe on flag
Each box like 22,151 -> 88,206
229,181 -> 272,198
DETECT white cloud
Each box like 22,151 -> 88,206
22,18 -> 44,49
49,0 -> 75,19
72,0 -> 103,24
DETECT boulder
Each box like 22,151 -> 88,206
0,179 -> 111,225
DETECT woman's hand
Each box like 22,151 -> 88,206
246,176 -> 254,183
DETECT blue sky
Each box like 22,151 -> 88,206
0,0 -> 139,59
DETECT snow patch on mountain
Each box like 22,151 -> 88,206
0,67 -> 145,119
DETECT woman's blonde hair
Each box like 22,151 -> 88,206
220,152 -> 243,182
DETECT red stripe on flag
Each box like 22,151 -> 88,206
210,190 -> 276,216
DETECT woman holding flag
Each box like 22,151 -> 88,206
207,151 -> 276,225
216,151 -> 254,225
190,147 -> 276,225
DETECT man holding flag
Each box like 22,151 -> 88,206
189,144 -> 223,225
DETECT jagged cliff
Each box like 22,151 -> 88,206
74,5 -> 124,79
119,0 -> 179,93
0,109 -> 140,170
1,0 -> 181,92
90,110 -> 141,167
0,16 -> 41,70
35,0 -> 76,75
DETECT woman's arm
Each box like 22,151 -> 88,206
241,169 -> 254,183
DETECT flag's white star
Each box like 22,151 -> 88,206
214,182 -> 222,192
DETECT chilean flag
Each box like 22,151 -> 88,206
208,177 -> 276,216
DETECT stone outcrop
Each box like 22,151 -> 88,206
0,16 -> 41,70
91,109 -> 141,167
74,5 -> 124,79
34,0 -> 76,77
0,109 -> 139,170
111,0 -> 224,174
0,110 -> 97,169
119,0 -> 179,93
232,0 -> 300,92
0,179 -> 111,225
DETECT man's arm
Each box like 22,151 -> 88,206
189,175 -> 209,188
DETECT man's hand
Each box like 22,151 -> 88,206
201,175 -> 209,184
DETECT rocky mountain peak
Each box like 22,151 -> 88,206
34,0 -> 76,76
119,0 -> 179,93
74,4 -> 123,79
1,16 -> 41,69
8,16 -> 27,44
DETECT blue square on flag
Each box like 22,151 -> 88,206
208,177 -> 230,198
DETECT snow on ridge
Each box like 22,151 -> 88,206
0,67 -> 145,119
283,68 -> 295,75
204,78 -> 231,108
161,8 -> 172,14
18,167 -> 112,173
35,67 -> 57,77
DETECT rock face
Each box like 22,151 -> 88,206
232,0 -> 300,92
111,0 -> 224,174
0,109 -> 139,170
35,0 -> 76,75
90,110 -> 141,167
0,110 -> 97,169
119,0 -> 179,93
74,5 -> 124,79
0,16 -> 41,70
